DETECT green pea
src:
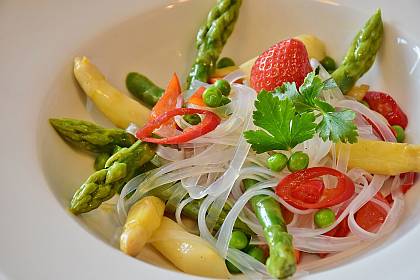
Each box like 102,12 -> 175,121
214,79 -> 231,96
225,260 -> 241,274
267,153 -> 288,172
202,86 -> 222,107
94,153 -> 110,171
320,56 -> 337,73
314,208 -> 336,228
246,245 -> 266,263
183,114 -> 201,125
220,96 -> 231,106
360,100 -> 370,108
217,57 -> 235,69
392,125 -> 405,143
287,151 -> 309,172
229,230 -> 249,250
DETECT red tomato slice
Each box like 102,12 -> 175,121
290,178 -> 325,204
280,204 -> 294,225
136,108 -> 221,144
363,91 -> 408,129
276,167 -> 355,209
355,193 -> 389,233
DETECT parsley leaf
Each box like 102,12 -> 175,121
272,71 -> 358,144
317,110 -> 358,143
244,90 -> 316,153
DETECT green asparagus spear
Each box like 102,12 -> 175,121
70,141 -> 155,214
243,179 -> 296,279
126,72 -> 164,108
49,118 -> 136,154
94,153 -> 110,170
331,9 -> 383,93
51,118 -> 251,231
185,0 -> 242,88
151,186 -> 252,235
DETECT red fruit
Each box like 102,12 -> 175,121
250,39 -> 312,92
363,91 -> 408,128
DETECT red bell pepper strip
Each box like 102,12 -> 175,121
276,167 -> 355,209
363,91 -> 408,129
136,108 -> 221,144
187,86 -> 206,107
150,73 -> 182,126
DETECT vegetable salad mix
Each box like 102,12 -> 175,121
50,1 -> 420,279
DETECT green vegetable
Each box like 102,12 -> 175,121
226,260 -> 241,274
277,72 -> 359,143
244,90 -> 317,153
331,9 -> 383,93
214,79 -> 231,96
151,186 -> 252,235
50,119 -> 250,233
183,114 -> 201,125
217,57 -> 235,68
320,56 -> 337,73
314,208 -> 336,228
94,153 -> 110,171
126,72 -> 164,108
49,118 -> 136,153
287,151 -> 309,172
69,141 -> 156,214
186,0 -> 242,88
229,230 -> 249,250
220,96 -> 231,105
246,245 -> 266,263
392,125 -> 405,143
267,153 -> 288,172
243,179 -> 296,279
203,86 -> 223,107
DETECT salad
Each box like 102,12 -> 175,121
50,0 -> 420,279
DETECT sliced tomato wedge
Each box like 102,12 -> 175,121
355,193 -> 389,232
290,178 -> 325,204
363,91 -> 408,129
276,167 -> 355,209
136,108 -> 221,144
150,73 -> 181,125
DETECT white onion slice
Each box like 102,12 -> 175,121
156,145 -> 184,161
223,69 -> 246,84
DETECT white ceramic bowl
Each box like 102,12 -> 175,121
1,0 -> 420,279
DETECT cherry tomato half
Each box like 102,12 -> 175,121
276,167 -> 355,209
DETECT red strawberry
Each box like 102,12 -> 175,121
250,39 -> 312,92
